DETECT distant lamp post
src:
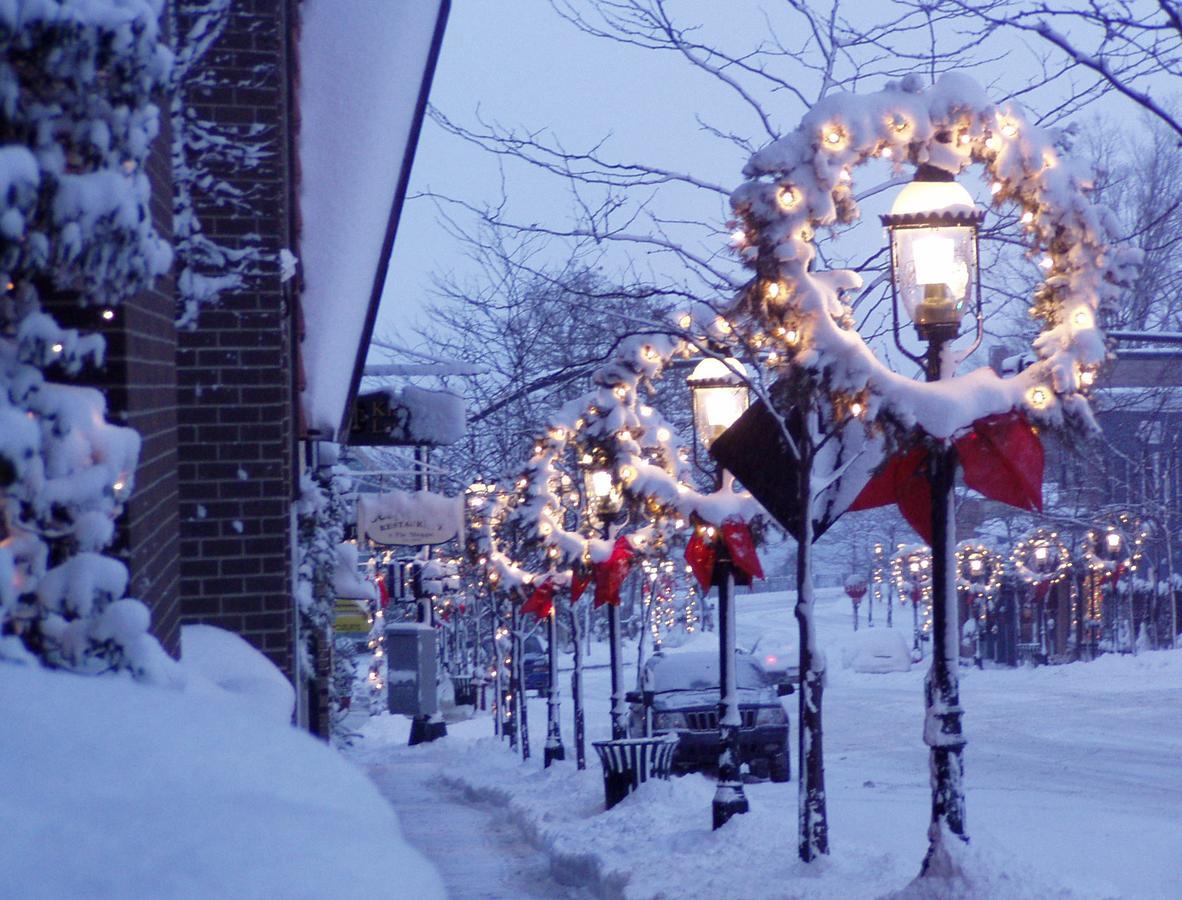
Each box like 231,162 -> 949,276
882,164 -> 985,857
687,356 -> 752,830
585,463 -> 628,740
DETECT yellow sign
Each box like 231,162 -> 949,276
334,598 -> 370,634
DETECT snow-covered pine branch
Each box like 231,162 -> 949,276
0,0 -> 172,678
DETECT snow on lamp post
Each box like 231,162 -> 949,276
881,165 -> 984,853
687,357 -> 752,830
585,463 -> 629,740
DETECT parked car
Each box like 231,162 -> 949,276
521,633 -> 549,695
627,650 -> 792,782
748,637 -> 800,690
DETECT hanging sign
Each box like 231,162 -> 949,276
358,489 -> 463,546
333,597 -> 370,634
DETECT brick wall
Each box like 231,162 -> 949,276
174,0 -> 298,679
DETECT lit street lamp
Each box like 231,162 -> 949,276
687,357 -> 752,830
585,463 -> 628,740
881,163 -> 984,854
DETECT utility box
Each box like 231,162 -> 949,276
386,623 -> 438,716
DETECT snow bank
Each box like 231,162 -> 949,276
181,624 -> 295,725
840,627 -> 912,673
0,654 -> 444,898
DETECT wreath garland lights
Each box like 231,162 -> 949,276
725,73 -> 1140,441
955,541 -> 1005,599
1011,527 -> 1072,587
509,335 -> 759,569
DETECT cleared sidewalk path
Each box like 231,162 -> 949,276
364,755 -> 583,899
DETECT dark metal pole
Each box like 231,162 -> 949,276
604,519 -> 627,741
712,551 -> 749,830
921,333 -> 969,870
543,603 -> 566,766
409,446 -> 446,745
570,604 -> 586,769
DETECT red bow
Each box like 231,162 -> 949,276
593,536 -> 634,608
684,518 -> 763,590
521,580 -> 556,619
850,412 -> 1043,545
376,574 -> 390,608
570,569 -> 591,603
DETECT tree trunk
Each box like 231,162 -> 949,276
795,471 -> 829,861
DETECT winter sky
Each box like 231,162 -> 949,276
373,1 -> 1156,355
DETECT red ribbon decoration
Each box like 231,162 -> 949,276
721,518 -> 764,583
521,580 -> 556,619
376,574 -> 390,608
570,569 -> 591,603
684,519 -> 763,590
849,412 -> 1043,545
684,530 -> 717,592
593,536 -> 634,608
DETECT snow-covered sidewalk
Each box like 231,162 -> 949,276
352,589 -> 1182,899
354,718 -> 582,899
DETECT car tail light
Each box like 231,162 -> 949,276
755,705 -> 786,726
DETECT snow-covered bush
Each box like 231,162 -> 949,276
0,0 -> 172,678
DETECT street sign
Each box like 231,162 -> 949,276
358,489 -> 462,546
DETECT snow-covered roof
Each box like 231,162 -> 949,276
296,0 -> 450,439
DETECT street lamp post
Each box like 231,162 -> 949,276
882,163 -> 984,862
688,357 -> 751,830
586,466 -> 628,740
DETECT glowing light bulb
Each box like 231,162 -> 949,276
1028,386 -> 1050,408
656,427 -> 671,442
730,229 -> 746,245
850,401 -> 864,417
113,481 -> 125,492
1079,369 -> 1095,387
824,128 -> 842,146
1106,532 -> 1121,551
776,186 -> 798,210
1001,122 -> 1018,138
765,281 -> 782,300
958,132 -> 971,146
1072,308 -> 1093,329
984,136 -> 1000,151
880,147 -> 893,159
51,343 -> 63,354
838,168 -> 851,183
1021,210 -> 1034,224
1039,256 -> 1054,270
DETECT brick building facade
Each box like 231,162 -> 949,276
62,1 -> 450,732
173,0 -> 300,679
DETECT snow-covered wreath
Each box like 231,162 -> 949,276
726,73 -> 1140,441
955,541 -> 1004,600
509,335 -> 758,573
1011,527 -> 1072,587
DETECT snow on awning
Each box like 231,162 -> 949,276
296,0 -> 450,439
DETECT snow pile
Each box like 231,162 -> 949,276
181,624 -> 294,724
839,626 -> 912,673
383,384 -> 467,446
0,631 -> 444,899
